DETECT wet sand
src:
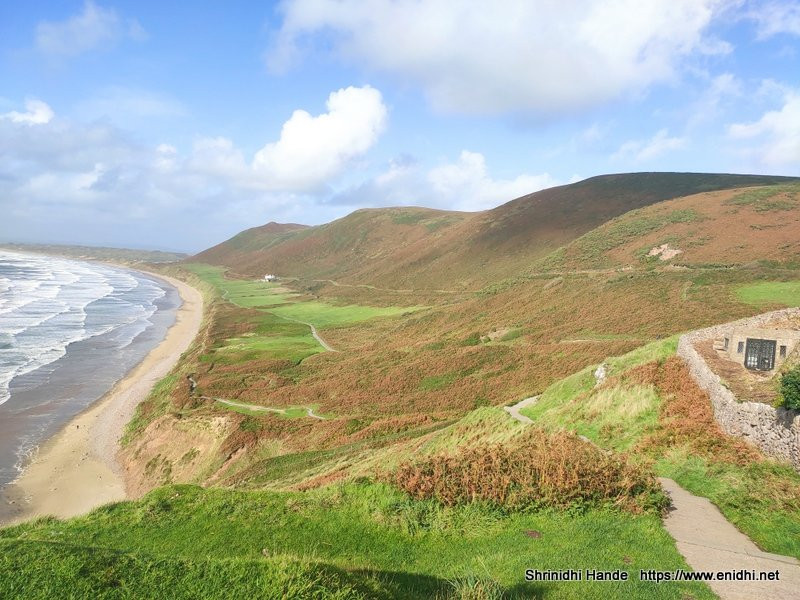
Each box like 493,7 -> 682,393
0,273 -> 203,525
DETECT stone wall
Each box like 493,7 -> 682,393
677,307 -> 800,471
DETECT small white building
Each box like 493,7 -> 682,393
264,274 -> 277,282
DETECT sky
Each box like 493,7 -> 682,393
1,1 -> 799,253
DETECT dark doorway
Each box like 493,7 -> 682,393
744,338 -> 776,371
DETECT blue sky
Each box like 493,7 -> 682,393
1,1 -> 799,252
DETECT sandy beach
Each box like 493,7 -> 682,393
0,272 -> 203,526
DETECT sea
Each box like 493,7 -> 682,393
0,250 -> 179,491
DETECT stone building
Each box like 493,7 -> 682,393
717,327 -> 800,372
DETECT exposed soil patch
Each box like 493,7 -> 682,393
648,243 -> 683,261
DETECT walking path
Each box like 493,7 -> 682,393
502,396 -> 538,424
503,396 -> 800,599
659,477 -> 800,600
270,313 -> 338,352
213,397 -> 325,420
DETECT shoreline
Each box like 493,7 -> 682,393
0,271 -> 203,526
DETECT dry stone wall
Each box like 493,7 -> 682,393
677,307 -> 800,471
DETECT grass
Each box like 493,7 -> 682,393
735,280 -> 800,308
0,482 -> 714,600
214,400 -> 317,419
269,301 -> 413,329
520,337 -> 800,560
724,185 -> 799,212
572,209 -> 701,263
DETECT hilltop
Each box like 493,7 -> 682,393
193,173 -> 799,289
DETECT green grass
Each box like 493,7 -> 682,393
573,209 -> 701,263
735,281 -> 800,308
725,184 -> 799,212
269,301 -> 412,329
184,263 -> 298,308
214,401 -> 317,420
0,539 -> 375,600
0,483 -> 714,600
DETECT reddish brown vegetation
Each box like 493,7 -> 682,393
388,428 -> 664,513
630,357 -> 762,464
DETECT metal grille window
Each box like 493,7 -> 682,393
737,341 -> 744,353
780,345 -> 787,358
744,338 -> 776,371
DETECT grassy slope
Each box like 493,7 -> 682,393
521,330 -> 800,559
545,182 -> 800,271
194,173 -> 800,290
0,482 -> 713,600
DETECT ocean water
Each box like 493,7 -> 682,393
0,250 -> 179,489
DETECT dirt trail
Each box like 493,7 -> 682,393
211,397 -> 325,420
271,313 -> 338,352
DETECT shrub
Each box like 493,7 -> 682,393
387,428 -> 665,514
781,367 -> 800,410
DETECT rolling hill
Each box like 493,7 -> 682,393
193,172 -> 800,289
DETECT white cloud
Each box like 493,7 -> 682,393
1,99 -> 54,125
331,152 -> 557,212
728,90 -> 800,166
35,1 -> 144,59
427,151 -> 557,211
744,1 -> 800,38
613,129 -> 687,162
268,0 -> 728,115
252,85 -> 387,191
0,88 -> 389,250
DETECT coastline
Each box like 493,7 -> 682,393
0,271 -> 203,526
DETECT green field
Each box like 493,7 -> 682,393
735,280 -> 800,307
185,263 -> 418,363
0,483 -> 713,600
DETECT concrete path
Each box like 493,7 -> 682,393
659,477 -> 800,600
503,395 -> 539,424
502,400 -> 800,599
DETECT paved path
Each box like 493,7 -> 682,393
503,396 -> 539,424
659,477 -> 800,600
503,398 -> 800,599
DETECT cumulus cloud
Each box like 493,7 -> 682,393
0,99 -> 54,125
331,152 -> 557,212
35,1 -> 144,59
613,129 -> 687,162
267,0 -> 729,115
0,88 -> 389,249
252,85 -> 387,191
728,90 -> 800,166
